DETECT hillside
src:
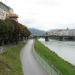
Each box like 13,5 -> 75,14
29,28 -> 45,36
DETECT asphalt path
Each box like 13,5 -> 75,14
21,39 -> 49,75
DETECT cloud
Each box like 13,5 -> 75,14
36,0 -> 61,6
1,0 -> 75,30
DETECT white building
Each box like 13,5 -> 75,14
0,2 -> 18,21
48,29 -> 75,36
0,2 -> 13,20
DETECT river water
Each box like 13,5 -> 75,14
39,38 -> 75,66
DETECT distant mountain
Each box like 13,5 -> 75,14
29,28 -> 46,36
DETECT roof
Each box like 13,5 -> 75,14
8,13 -> 18,18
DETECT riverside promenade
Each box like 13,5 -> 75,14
21,39 -> 49,75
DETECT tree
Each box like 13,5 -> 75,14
0,19 -> 31,45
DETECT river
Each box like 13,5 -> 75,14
39,38 -> 75,66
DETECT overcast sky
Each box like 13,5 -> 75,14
1,0 -> 75,31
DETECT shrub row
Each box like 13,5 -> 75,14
0,19 -> 31,45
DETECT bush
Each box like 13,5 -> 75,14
0,19 -> 31,45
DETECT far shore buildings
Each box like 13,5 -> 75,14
0,2 -> 18,21
48,28 -> 75,36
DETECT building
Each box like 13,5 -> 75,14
7,13 -> 18,21
48,29 -> 75,37
0,2 -> 18,21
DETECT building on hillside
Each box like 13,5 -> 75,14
0,2 -> 18,21
48,29 -> 75,36
7,13 -> 18,21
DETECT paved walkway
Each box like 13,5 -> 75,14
21,39 -> 49,75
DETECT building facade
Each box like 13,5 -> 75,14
48,29 -> 75,37
0,2 -> 13,19
0,2 -> 18,21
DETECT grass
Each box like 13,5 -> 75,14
34,40 -> 75,75
0,42 -> 25,75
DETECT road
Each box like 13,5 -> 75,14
21,39 -> 49,75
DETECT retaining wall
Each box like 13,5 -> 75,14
32,47 -> 62,75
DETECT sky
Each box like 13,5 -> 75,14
1,0 -> 75,31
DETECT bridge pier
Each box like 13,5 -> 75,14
58,36 -> 63,41
45,36 -> 49,41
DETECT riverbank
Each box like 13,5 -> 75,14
39,38 -> 75,65
34,40 -> 75,75
0,42 -> 25,75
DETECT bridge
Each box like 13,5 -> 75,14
32,35 -> 75,41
